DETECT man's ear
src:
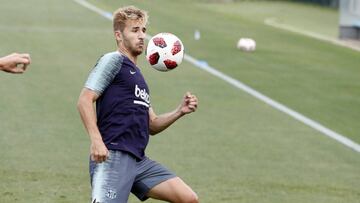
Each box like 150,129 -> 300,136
114,31 -> 122,42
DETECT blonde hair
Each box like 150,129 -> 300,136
113,6 -> 148,32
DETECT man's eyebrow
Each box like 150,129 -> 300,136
131,26 -> 146,30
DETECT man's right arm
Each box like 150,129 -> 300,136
77,88 -> 109,163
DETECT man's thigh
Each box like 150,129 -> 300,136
131,157 -> 198,202
146,177 -> 199,203
90,150 -> 137,203
131,157 -> 176,201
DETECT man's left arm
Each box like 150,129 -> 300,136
149,92 -> 198,135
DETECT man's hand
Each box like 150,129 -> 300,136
148,92 -> 199,135
0,53 -> 31,74
180,92 -> 198,115
90,138 -> 109,163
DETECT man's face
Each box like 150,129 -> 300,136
116,20 -> 147,56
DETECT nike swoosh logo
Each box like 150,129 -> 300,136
130,70 -> 136,75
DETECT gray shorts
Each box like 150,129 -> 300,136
89,150 -> 176,203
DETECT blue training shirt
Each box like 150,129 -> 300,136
85,51 -> 150,160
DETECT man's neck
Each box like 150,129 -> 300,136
117,47 -> 137,65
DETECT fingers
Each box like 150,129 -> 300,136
11,68 -> 25,74
11,63 -> 26,74
184,92 -> 198,112
91,148 -> 109,163
187,102 -> 197,112
15,53 -> 31,72
1,53 -> 31,73
185,91 -> 191,99
2,68 -> 24,74
92,152 -> 109,163
16,53 -> 31,65
184,92 -> 197,101
188,97 -> 198,110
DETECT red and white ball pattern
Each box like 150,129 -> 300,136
146,33 -> 184,72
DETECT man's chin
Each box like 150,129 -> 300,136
133,49 -> 143,56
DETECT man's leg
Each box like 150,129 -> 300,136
131,157 -> 198,203
146,177 -> 199,203
90,150 -> 137,203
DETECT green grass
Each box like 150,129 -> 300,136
201,0 -> 339,38
1,0 -> 360,202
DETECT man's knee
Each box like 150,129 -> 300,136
179,192 -> 199,203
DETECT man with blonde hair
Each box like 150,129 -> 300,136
77,6 -> 199,203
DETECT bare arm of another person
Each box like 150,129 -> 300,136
0,53 -> 31,74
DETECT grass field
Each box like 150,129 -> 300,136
1,0 -> 359,202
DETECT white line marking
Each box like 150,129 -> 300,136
264,17 -> 360,52
74,0 -> 360,153
74,0 -> 113,20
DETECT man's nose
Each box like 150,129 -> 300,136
139,31 -> 146,39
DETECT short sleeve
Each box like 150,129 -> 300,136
85,52 -> 124,96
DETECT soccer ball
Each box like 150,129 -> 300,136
146,33 -> 184,72
237,38 -> 256,52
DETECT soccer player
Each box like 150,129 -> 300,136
77,6 -> 199,203
0,53 -> 31,74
